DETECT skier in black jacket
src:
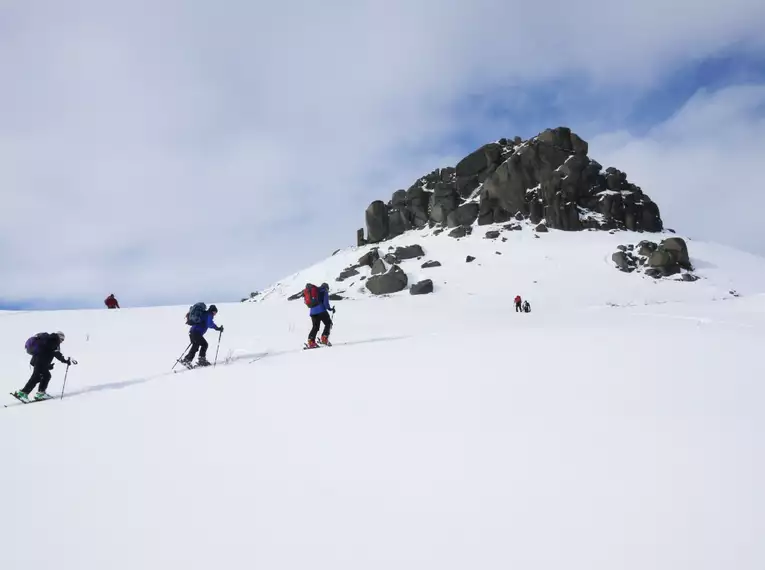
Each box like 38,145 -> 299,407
13,331 -> 75,402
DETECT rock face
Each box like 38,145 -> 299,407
359,127 -> 663,243
410,279 -> 434,295
365,265 -> 408,295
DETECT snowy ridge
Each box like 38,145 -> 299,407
253,223 -> 765,309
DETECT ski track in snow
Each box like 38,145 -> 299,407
2,227 -> 765,569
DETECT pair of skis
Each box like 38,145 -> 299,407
6,392 -> 53,406
303,341 -> 332,350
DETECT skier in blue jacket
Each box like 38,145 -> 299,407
182,304 -> 223,367
306,283 -> 334,348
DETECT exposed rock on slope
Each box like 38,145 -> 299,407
359,127 -> 663,244
612,237 -> 697,280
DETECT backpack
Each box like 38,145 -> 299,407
303,284 -> 321,308
523,301 -> 530,313
25,332 -> 47,355
186,302 -> 207,325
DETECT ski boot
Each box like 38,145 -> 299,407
12,390 -> 29,403
305,339 -> 318,349
180,357 -> 195,369
319,335 -> 332,347
197,357 -> 211,367
35,391 -> 52,401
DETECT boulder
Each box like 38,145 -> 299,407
365,265 -> 408,295
371,258 -> 386,275
337,267 -> 360,282
503,223 -> 522,231
448,226 -> 471,238
356,228 -> 366,247
421,260 -> 442,268
485,230 -> 501,239
357,248 -> 379,268
365,200 -> 389,243
535,223 -> 548,233
446,202 -> 479,228
329,293 -> 345,301
681,273 -> 699,282
455,143 -> 503,178
647,249 -> 673,268
612,251 -> 634,272
394,244 -> 425,260
410,279 -> 434,295
637,240 -> 658,257
466,255 -> 476,263
661,237 -> 691,269
383,253 -> 399,264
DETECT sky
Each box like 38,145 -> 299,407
1,0 -> 765,310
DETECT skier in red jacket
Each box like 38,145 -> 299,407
514,295 -> 522,312
104,294 -> 120,309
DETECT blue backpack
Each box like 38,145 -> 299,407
186,302 -> 207,325
25,332 -> 47,355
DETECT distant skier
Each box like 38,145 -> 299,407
13,331 -> 76,402
104,293 -> 120,309
522,300 -> 531,313
514,295 -> 522,313
304,282 -> 334,348
182,303 -> 223,367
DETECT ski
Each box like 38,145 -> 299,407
7,392 -> 52,405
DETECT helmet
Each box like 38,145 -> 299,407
55,331 -> 65,342
208,304 -> 218,313
321,282 -> 329,290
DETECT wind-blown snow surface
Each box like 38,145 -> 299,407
2,229 -> 765,569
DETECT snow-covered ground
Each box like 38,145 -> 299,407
2,227 -> 764,569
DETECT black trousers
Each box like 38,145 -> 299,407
309,311 -> 332,341
22,364 -> 52,394
515,302 -> 522,312
187,331 -> 208,360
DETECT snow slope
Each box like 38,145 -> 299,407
2,229 -> 765,569
253,223 -> 764,310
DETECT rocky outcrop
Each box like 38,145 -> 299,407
371,258 -> 386,275
365,265 -> 408,295
359,127 -> 663,243
612,237 -> 696,280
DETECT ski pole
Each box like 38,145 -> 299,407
60,362 -> 71,400
172,343 -> 192,370
213,330 -> 223,368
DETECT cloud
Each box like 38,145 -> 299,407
1,0 -> 764,307
590,84 -> 765,255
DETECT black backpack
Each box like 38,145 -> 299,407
186,302 -> 207,325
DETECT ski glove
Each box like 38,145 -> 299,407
218,326 -> 224,332
331,307 -> 336,314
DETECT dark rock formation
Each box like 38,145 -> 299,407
394,244 -> 425,260
371,258 -> 386,275
421,260 -> 442,268
337,267 -> 360,282
448,226 -> 472,238
466,255 -> 476,263
485,230 -> 501,239
535,223 -> 548,233
612,237 -> 696,280
357,249 -> 379,268
361,126 -> 663,243
410,279 -> 434,295
365,265 -> 408,295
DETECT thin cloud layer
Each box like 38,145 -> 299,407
591,84 -> 765,255
1,0 -> 764,307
